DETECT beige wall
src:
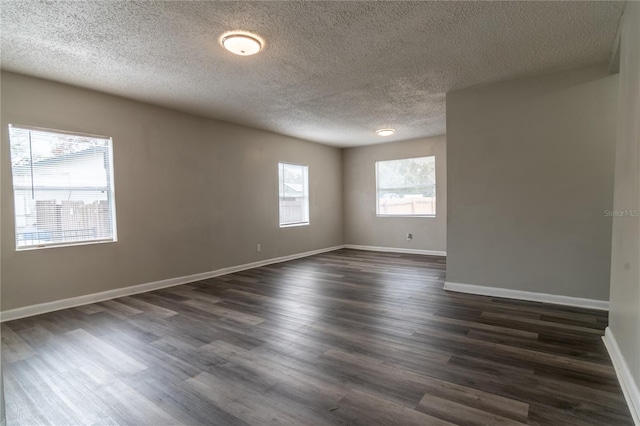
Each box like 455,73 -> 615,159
609,1 -> 640,389
446,65 -> 618,301
0,72 -> 343,311
343,136 -> 446,252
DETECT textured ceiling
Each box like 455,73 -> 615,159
0,1 -> 625,147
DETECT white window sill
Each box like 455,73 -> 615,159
376,214 -> 436,218
16,239 -> 117,251
279,222 -> 310,228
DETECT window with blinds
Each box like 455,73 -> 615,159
278,162 -> 309,227
8,125 -> 117,249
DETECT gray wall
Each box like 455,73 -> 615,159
0,72 -> 343,311
609,1 -> 640,389
446,65 -> 618,301
343,136 -> 446,252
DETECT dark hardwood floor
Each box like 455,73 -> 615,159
1,249 -> 633,425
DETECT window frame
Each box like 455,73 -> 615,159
375,155 -> 436,218
8,124 -> 118,250
278,161 -> 310,228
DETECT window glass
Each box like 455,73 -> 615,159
278,162 -> 309,226
376,156 -> 435,216
8,125 -> 117,249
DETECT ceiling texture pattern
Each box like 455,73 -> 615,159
0,1 -> 625,147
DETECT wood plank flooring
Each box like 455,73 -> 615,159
1,249 -> 633,425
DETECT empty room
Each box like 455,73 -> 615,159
0,1 -> 638,425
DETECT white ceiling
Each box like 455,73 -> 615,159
0,1 -> 625,147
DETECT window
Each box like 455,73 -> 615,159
8,125 -> 117,249
278,162 -> 309,226
376,156 -> 436,216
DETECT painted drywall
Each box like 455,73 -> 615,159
343,136 -> 446,252
446,65 -> 618,301
609,1 -> 640,392
0,71 -> 343,311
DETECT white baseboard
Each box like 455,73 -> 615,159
0,245 -> 345,322
443,281 -> 609,311
344,244 -> 446,257
603,327 -> 640,425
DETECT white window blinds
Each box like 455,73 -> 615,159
8,125 -> 117,249
278,162 -> 309,226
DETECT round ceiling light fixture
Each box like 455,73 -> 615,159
376,128 -> 396,137
221,32 -> 263,56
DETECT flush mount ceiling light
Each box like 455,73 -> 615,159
221,32 -> 263,56
376,128 -> 396,137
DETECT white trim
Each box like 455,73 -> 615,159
603,327 -> 640,425
344,244 -> 446,257
0,245 -> 345,322
16,239 -> 116,251
376,215 -> 436,218
279,222 -> 310,228
443,281 -> 609,311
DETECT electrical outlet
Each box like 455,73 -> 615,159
406,233 -> 413,241
256,243 -> 261,252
